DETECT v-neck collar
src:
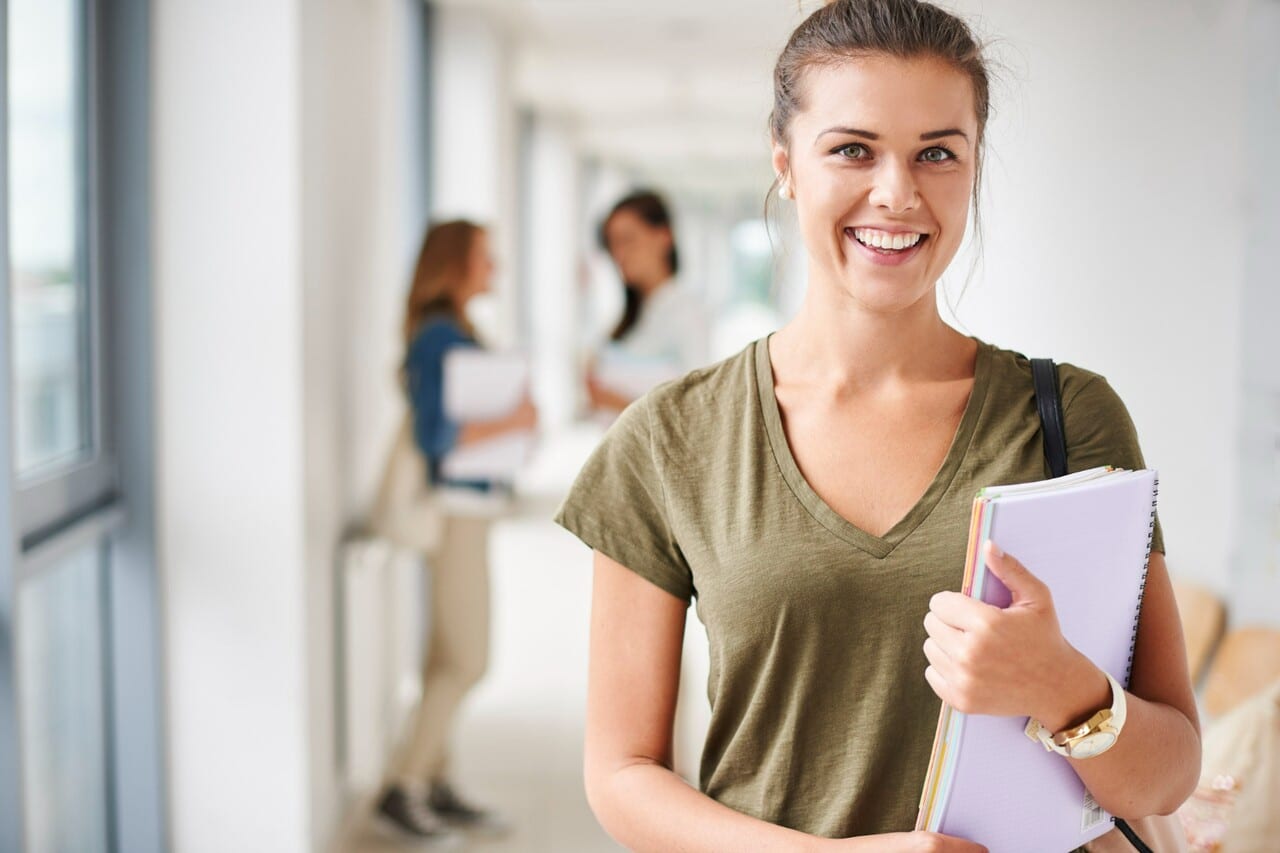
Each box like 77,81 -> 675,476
755,334 -> 992,559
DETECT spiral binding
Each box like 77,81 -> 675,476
1124,474 -> 1159,690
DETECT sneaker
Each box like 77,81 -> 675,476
375,785 -> 462,846
427,780 -> 512,837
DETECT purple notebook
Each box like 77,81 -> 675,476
926,469 -> 1158,853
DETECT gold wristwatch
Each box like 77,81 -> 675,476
1024,672 -> 1127,759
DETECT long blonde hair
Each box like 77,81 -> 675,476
403,219 -> 484,345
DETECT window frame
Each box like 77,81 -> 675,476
0,1 -> 164,850
10,0 -> 120,559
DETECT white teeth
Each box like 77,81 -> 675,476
852,227 -> 924,250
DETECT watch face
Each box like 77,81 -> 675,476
1070,732 -> 1117,759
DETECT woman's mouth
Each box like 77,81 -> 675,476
846,227 -> 929,267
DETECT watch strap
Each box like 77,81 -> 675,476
1024,671 -> 1126,758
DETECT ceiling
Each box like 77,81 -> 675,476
434,0 -> 828,196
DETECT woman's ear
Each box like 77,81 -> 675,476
771,141 -> 790,195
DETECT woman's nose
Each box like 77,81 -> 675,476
868,159 -> 920,213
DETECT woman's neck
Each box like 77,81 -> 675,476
632,268 -> 673,296
772,280 -> 973,391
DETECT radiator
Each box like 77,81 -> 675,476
337,536 -> 430,793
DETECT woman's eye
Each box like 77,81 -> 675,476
921,147 -> 956,163
836,143 -> 869,160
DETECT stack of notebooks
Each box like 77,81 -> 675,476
916,467 -> 1160,853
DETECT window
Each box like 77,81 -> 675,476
9,0 -> 92,475
18,546 -> 110,853
1,1 -> 163,849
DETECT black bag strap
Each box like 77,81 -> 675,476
1031,358 -> 1068,479
1030,358 -> 1153,853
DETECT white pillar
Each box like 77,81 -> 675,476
526,116 -> 583,430
154,1 -> 310,850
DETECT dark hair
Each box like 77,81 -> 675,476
403,219 -> 483,345
598,190 -> 679,341
768,0 -> 997,303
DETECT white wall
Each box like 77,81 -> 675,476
1232,0 -> 1280,626
943,0 -> 1248,594
710,0 -> 1258,602
156,1 -> 431,850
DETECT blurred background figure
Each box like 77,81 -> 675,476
373,220 -> 529,843
586,190 -> 710,415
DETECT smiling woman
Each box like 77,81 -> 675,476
556,1 -> 1201,851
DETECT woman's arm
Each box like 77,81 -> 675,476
586,372 -> 634,414
925,547 -> 1200,820
456,397 -> 537,447
588,551 -> 986,853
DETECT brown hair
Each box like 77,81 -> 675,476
598,190 -> 679,341
403,219 -> 483,345
769,0 -> 997,299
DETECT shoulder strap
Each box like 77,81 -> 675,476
1031,358 -> 1068,479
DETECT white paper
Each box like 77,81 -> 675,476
443,349 -> 530,421
439,432 -> 533,483
594,349 -> 683,400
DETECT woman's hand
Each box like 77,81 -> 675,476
821,831 -> 987,852
506,396 -> 538,432
585,371 -> 633,413
456,396 -> 537,447
585,371 -> 607,407
922,541 -> 1104,728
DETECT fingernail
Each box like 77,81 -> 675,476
987,540 -> 1003,558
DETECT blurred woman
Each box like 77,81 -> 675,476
587,190 -> 710,413
376,220 -> 531,842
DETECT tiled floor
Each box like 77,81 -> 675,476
335,428 -> 629,852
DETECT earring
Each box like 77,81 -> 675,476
779,182 -> 792,200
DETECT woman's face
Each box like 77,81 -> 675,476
458,229 -> 495,304
603,209 -> 673,288
772,54 -> 978,316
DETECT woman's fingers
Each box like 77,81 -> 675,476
923,610 -> 965,647
928,590 -> 995,632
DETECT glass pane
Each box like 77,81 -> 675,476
8,0 -> 90,474
18,546 -> 110,853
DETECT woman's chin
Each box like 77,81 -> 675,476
830,272 -> 933,316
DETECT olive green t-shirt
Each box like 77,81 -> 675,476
554,337 -> 1165,840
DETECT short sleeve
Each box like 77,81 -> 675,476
1062,375 -> 1165,554
554,397 -> 694,603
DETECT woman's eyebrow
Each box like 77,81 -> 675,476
815,126 -> 879,143
920,128 -> 968,142
814,126 -> 970,143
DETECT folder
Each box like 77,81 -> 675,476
440,349 -> 533,482
916,467 -> 1160,853
443,349 -> 530,422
